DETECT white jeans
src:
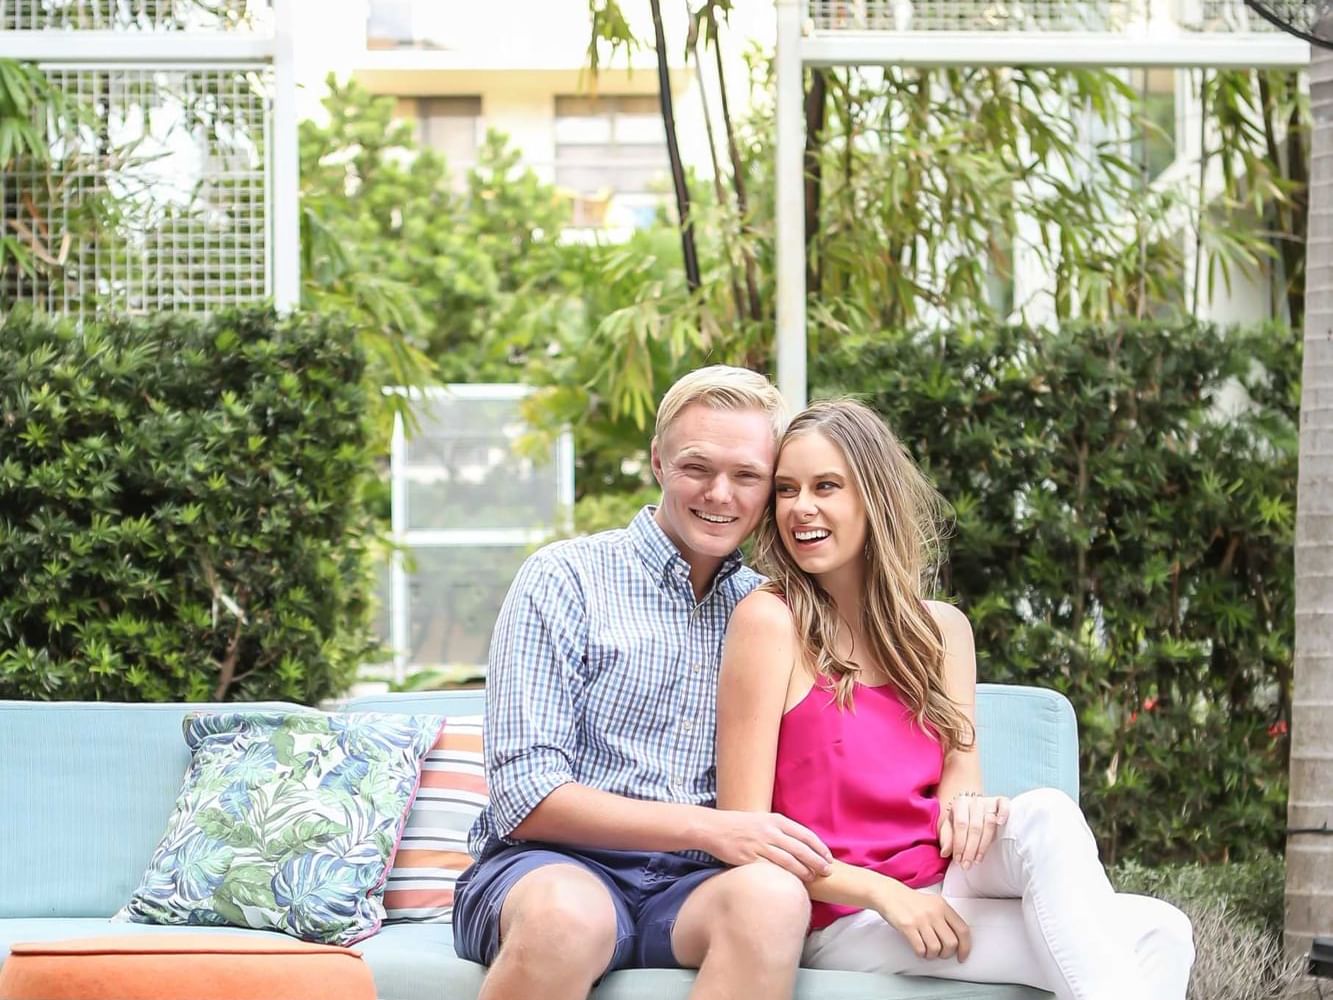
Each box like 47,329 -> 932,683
802,788 -> 1194,1000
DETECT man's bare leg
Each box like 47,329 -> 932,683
671,863 -> 811,1000
478,865 -> 620,1000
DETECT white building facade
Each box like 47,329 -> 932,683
293,0 -> 771,233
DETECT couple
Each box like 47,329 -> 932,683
453,366 -> 1194,1000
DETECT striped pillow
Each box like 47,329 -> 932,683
383,714 -> 487,923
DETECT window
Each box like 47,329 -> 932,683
396,96 -> 481,174
367,0 -> 447,50
554,95 -> 668,228
375,386 -> 574,685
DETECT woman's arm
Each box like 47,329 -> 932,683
716,590 -> 800,814
715,591 -> 834,877
931,600 -> 983,807
717,592 -> 971,961
929,601 -> 1010,867
716,592 -> 919,911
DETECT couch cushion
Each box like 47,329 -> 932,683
122,711 -> 443,945
0,934 -> 375,1000
383,715 -> 486,924
0,920 -> 1050,1000
0,700 -> 306,919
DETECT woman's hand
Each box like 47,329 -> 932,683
938,793 -> 1010,869
872,880 -> 972,961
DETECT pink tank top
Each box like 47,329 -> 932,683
772,677 -> 949,930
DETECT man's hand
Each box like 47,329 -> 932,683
700,809 -> 834,881
873,881 -> 972,961
938,793 -> 1010,869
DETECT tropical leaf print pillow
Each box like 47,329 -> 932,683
124,711 -> 444,945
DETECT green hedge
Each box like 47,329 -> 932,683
1111,854 -> 1285,937
813,320 -> 1296,865
0,308 -> 379,703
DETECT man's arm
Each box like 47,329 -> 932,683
481,551 -> 586,842
488,559 -> 829,877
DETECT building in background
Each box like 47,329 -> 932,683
293,0 -> 771,236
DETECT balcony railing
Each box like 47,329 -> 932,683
805,0 -> 1273,33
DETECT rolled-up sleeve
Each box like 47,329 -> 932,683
483,550 -> 587,840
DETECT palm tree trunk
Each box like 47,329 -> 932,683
649,0 -> 700,293
711,29 -> 761,321
1286,38 -> 1333,963
804,68 -> 827,296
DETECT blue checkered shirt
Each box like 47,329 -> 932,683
468,505 -> 762,861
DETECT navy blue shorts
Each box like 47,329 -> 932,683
452,844 -> 725,972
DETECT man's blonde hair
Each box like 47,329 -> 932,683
654,365 -> 788,443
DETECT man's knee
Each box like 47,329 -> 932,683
710,862 -> 812,941
498,865 -> 620,972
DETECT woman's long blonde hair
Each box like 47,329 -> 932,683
753,398 -> 974,753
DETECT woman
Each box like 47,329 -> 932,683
716,398 -> 1193,999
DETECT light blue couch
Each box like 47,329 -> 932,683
0,684 -> 1078,1000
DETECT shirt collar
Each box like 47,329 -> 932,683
628,505 -> 744,590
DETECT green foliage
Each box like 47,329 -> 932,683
0,308 -> 379,703
815,319 -> 1297,864
532,49 -> 1302,497
0,58 -> 105,299
573,486 -> 662,535
1111,854 -> 1285,938
0,59 -> 63,169
1113,857 -> 1297,1000
300,77 -> 577,432
570,7 -> 1303,444
300,77 -> 714,496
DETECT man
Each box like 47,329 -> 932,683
454,366 -> 834,1000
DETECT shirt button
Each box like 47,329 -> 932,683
681,719 -> 694,732
693,663 -> 704,673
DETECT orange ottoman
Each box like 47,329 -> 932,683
0,936 -> 377,1000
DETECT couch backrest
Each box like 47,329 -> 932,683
0,684 -> 1076,919
0,700 -> 305,919
344,682 -> 1080,800
972,683 -> 1079,799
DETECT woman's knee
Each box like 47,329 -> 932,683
1005,787 -> 1095,848
1141,897 -> 1195,962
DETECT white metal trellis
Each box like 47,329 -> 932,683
0,0 -> 298,315
384,385 -> 575,684
773,0 -> 1310,409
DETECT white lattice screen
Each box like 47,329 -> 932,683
1,0 -> 261,33
0,0 -> 291,317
